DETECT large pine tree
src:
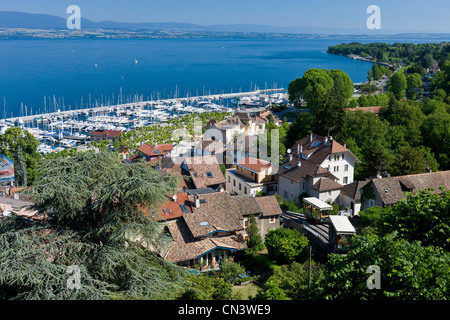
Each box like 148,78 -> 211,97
13,145 -> 27,187
0,151 -> 188,300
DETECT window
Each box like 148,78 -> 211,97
343,177 -> 348,184
302,182 -> 306,191
369,199 -> 376,208
290,180 -> 294,186
269,216 -> 276,223
239,183 -> 241,191
344,164 -> 349,172
244,218 -> 249,227
342,154 -> 345,160
233,179 -> 236,187
244,187 -> 247,194
179,204 -> 190,214
284,191 -> 288,199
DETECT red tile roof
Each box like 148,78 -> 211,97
138,143 -> 173,157
90,130 -> 123,137
143,192 -> 192,221
237,157 -> 272,173
184,155 -> 226,189
311,177 -> 343,192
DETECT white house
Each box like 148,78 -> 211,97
277,133 -> 361,206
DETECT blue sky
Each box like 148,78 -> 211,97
0,0 -> 449,32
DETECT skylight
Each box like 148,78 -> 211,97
206,171 -> 213,177
179,204 -> 190,214
311,141 -> 321,148
199,221 -> 210,227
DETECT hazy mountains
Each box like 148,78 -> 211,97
1,11 -> 449,38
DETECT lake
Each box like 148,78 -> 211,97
0,37 -> 418,117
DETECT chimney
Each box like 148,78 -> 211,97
297,161 -> 301,167
194,194 -> 200,208
288,154 -> 293,161
324,137 -> 328,144
173,194 -> 178,203
309,133 -> 314,142
376,172 -> 382,179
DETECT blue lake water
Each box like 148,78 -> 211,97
0,38 -> 438,117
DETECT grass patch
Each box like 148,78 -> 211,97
232,282 -> 261,300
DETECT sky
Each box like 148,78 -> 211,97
0,0 -> 449,33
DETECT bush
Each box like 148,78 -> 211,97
265,228 -> 309,264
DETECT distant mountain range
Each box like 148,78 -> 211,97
1,11 -> 449,37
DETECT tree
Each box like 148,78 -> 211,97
245,215 -> 263,250
179,273 -> 233,300
422,53 -> 435,69
219,259 -> 246,285
388,71 -> 407,100
313,69 -> 354,136
380,189 -> 450,251
321,233 -> 450,300
406,73 -> 423,100
0,152 -> 188,299
420,110 -> 450,170
0,127 -> 41,185
390,145 -> 429,176
289,68 -> 353,137
255,262 -> 325,300
13,145 -> 27,187
265,228 -> 309,264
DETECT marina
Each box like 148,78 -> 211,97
0,89 -> 287,156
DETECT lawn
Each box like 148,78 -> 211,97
232,282 -> 261,300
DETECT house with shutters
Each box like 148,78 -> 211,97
277,133 -> 361,205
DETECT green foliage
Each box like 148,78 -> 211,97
116,111 -> 231,152
390,145 -> 429,176
13,145 -> 27,187
178,273 -> 233,300
406,73 -> 423,100
241,251 -> 276,281
388,71 -> 407,100
219,259 -> 246,284
379,189 -> 450,251
321,233 -> 450,300
0,151 -> 188,300
245,215 -> 263,250
289,68 -> 353,137
0,127 -> 41,185
255,262 -> 325,300
420,110 -> 450,170
265,228 -> 309,264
